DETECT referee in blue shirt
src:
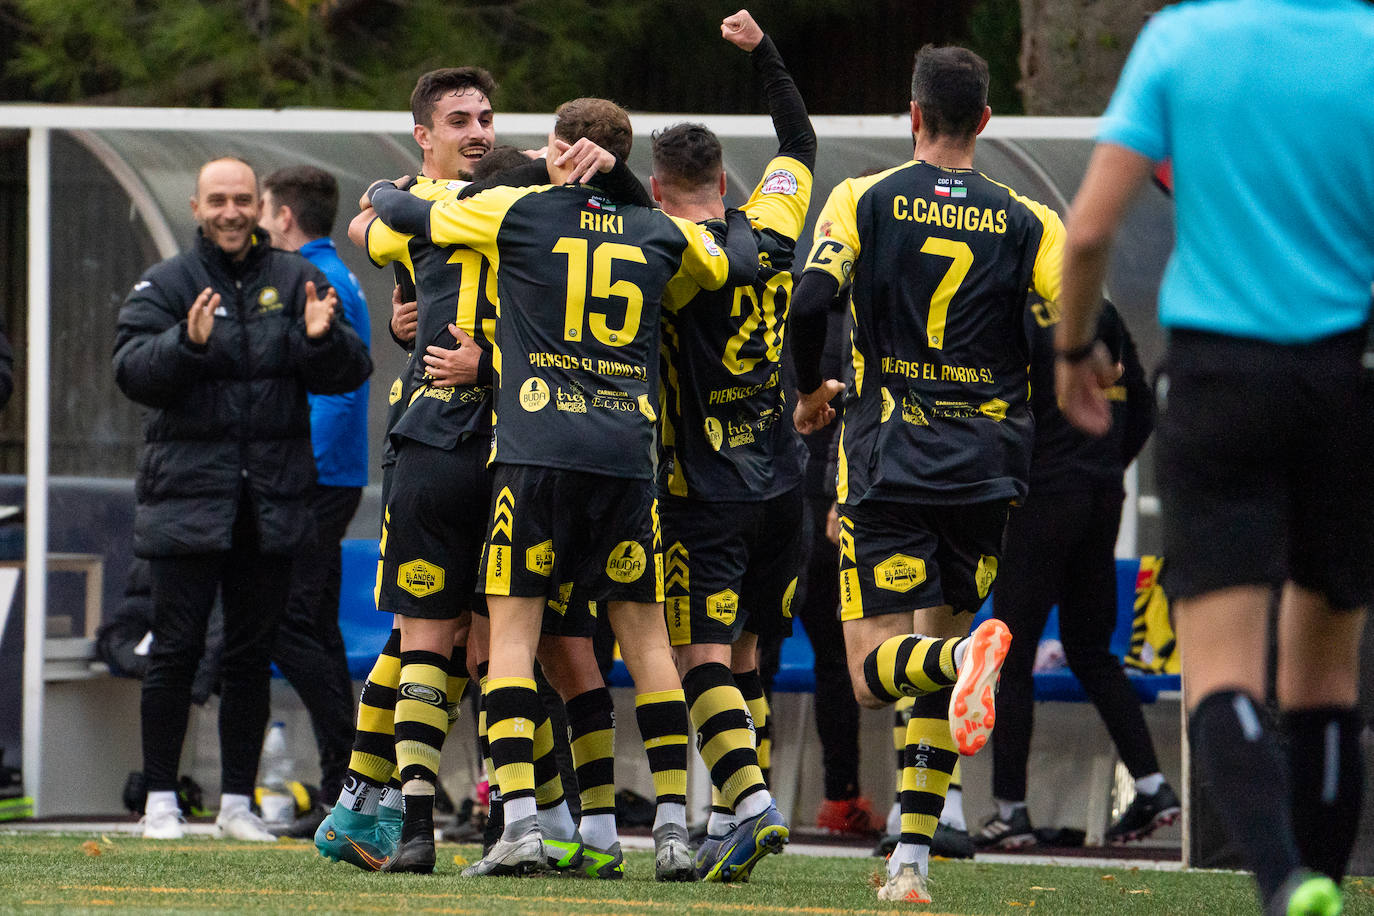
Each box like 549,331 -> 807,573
261,165 -> 372,836
1055,3 -> 1374,914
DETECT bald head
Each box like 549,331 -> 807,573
191,157 -> 259,260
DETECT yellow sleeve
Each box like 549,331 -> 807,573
802,178 -> 861,284
741,155 -> 813,243
426,184 -> 537,265
1012,191 -> 1066,303
663,215 -> 734,308
365,215 -> 412,270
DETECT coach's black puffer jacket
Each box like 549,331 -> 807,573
113,230 -> 372,558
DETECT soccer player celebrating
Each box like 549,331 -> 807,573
365,102 -> 758,877
790,45 -> 1064,905
653,8 -> 814,882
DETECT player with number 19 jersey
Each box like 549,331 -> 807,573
364,176 -> 497,447
803,162 -> 1064,506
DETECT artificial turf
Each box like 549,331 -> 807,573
1,833 -> 1372,914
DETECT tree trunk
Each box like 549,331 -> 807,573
1018,0 -> 1154,115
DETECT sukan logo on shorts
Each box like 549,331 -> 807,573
874,554 -> 927,593
605,541 -> 647,583
398,559 -> 445,597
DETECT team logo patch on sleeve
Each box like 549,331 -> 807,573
760,169 -> 799,195
699,230 -> 723,257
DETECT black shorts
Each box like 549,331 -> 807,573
660,488 -> 803,647
477,464 -> 663,604
376,435 -> 491,620
541,582 -> 599,638
837,499 -> 1008,620
1158,329 -> 1374,609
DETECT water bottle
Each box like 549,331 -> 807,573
258,721 -> 295,827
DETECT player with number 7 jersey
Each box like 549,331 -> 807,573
798,157 -> 1063,507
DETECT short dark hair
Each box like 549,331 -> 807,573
262,165 -> 338,238
910,45 -> 989,141
410,67 -> 496,128
650,123 -> 722,193
471,145 -> 531,181
554,98 -> 633,162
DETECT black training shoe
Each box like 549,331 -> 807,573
972,808 -> 1036,850
1106,783 -> 1181,844
931,821 -> 975,859
383,830 -> 436,873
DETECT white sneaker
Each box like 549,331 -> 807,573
215,807 -> 277,842
140,806 -> 186,840
878,863 -> 932,903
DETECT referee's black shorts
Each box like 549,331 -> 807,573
1158,328 -> 1374,610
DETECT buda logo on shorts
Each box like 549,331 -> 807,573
975,555 -> 998,599
398,559 -> 445,597
605,541 -> 647,583
526,540 -> 554,577
520,378 -> 550,412
707,589 -> 739,627
874,554 -> 927,593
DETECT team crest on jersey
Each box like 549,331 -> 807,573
606,541 -> 647,583
978,399 -> 1009,422
874,554 -> 927,593
699,230 -> 722,257
880,388 -> 895,423
520,378 -> 551,411
257,287 -> 282,312
389,377 -> 403,405
760,169 -> 799,195
398,559 -> 445,597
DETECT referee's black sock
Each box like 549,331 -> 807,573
1189,690 -> 1301,905
1283,706 -> 1364,883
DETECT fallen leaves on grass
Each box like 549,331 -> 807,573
80,841 -> 102,857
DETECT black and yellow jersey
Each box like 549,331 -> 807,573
802,160 -> 1064,505
369,181 -> 757,479
365,175 -> 498,449
659,156 -> 812,501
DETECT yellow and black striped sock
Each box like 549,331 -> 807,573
394,650 -> 450,787
900,689 -> 959,848
446,644 -> 470,725
892,696 -> 915,804
532,709 -> 567,812
634,688 -> 689,810
485,677 -> 541,821
566,687 -> 616,820
734,669 -> 771,786
475,663 -> 494,785
863,634 -> 962,704
345,628 -> 401,794
683,663 -> 766,814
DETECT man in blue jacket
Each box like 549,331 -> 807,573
260,164 -> 372,837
